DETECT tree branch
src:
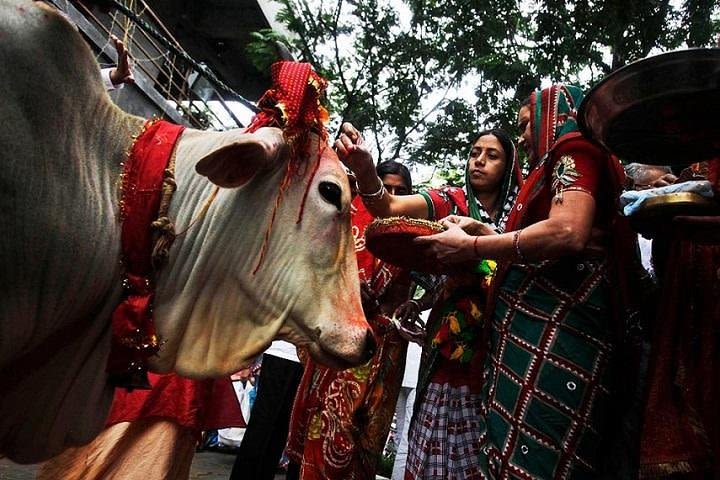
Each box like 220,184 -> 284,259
391,82 -> 454,160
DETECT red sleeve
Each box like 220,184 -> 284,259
549,137 -> 605,198
420,187 -> 468,220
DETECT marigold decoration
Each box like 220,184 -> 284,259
244,61 -> 331,273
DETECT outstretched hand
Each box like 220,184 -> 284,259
109,34 -> 134,86
334,122 -> 374,176
393,299 -> 421,325
413,222 -> 476,266
440,215 -> 497,236
392,300 -> 426,345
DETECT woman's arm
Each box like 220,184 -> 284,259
335,122 -> 429,218
415,190 -> 596,265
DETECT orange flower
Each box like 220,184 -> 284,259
448,313 -> 461,334
470,302 -> 482,320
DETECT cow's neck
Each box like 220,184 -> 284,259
150,129 -> 295,373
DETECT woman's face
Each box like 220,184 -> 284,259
517,105 -> 534,161
380,173 -> 411,196
467,134 -> 507,194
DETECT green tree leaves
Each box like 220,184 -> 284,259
251,0 -> 719,183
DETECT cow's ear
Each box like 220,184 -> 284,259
195,127 -> 286,188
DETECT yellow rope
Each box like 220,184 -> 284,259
150,144 -> 220,270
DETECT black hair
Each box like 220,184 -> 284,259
376,160 -> 413,193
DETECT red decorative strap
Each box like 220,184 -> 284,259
108,119 -> 185,389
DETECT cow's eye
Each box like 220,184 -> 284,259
319,181 -> 342,211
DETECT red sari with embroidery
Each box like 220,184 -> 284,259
639,159 -> 720,478
286,197 -> 410,479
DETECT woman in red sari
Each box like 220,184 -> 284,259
285,161 -> 413,480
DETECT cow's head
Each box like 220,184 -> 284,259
151,127 -> 374,376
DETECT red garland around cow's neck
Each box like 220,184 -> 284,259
108,118 -> 185,390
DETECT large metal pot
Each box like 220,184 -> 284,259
578,48 -> 720,165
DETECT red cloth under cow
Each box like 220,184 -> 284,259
105,373 -> 244,439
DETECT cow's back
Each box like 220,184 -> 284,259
0,0 -> 144,462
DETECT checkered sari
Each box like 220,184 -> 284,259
405,382 -> 485,479
477,259 -> 621,479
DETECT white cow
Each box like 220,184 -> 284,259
0,0 -> 372,463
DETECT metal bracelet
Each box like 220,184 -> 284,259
513,229 -> 526,263
359,177 -> 386,200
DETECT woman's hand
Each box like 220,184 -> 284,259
360,281 -> 380,317
108,35 -> 134,86
392,300 -> 426,345
651,173 -> 678,188
414,223 -> 476,266
440,215 -> 497,236
393,299 -> 421,325
334,123 -> 375,177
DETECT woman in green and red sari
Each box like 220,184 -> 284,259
336,126 -> 522,479
416,84 -> 641,479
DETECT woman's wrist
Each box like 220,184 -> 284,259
349,153 -> 377,182
513,229 -> 526,263
359,176 -> 385,199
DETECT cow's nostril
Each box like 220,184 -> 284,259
361,329 -> 377,362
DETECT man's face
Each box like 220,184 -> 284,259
381,173 -> 410,196
517,105 -> 533,161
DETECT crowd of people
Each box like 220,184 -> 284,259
32,11 -> 719,478
225,81 -> 718,479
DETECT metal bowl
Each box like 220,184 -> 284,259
578,48 -> 720,165
628,192 -> 720,238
